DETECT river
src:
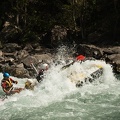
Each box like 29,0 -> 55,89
0,59 -> 120,120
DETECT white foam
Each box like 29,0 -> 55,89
0,50 -> 118,108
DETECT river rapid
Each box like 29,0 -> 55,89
0,58 -> 120,120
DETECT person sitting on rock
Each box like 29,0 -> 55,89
1,72 -> 24,95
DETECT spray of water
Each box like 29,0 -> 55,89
0,46 -> 119,120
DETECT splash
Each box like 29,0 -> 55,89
0,59 -> 117,106
0,46 -> 118,112
0,46 -> 119,120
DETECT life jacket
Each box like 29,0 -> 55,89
1,78 -> 13,90
36,69 -> 44,82
39,69 -> 44,75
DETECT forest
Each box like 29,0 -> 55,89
0,0 -> 120,47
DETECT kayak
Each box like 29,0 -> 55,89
76,67 -> 103,87
25,62 -> 104,89
68,64 -> 103,87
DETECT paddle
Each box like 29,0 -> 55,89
61,55 -> 86,70
61,61 -> 75,70
0,94 -> 7,101
30,62 -> 38,74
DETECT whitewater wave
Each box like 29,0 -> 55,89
0,59 -> 118,106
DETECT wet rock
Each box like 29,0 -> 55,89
2,43 -> 21,53
21,55 -> 37,67
11,67 -> 30,78
0,50 -> 3,56
76,44 -> 102,59
17,50 -> 29,60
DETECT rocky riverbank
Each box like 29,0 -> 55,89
0,43 -> 119,78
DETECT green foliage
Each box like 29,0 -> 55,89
0,0 -> 120,43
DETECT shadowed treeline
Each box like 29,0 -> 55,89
0,0 -> 119,47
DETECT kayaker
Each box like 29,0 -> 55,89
25,79 -> 37,90
1,72 -> 24,95
61,54 -> 86,70
24,63 -> 49,90
36,63 -> 49,83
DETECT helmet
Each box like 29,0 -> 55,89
76,55 -> 85,61
40,63 -> 49,70
3,72 -> 10,78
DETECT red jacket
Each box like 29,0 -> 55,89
1,78 -> 16,90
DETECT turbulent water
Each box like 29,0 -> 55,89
0,57 -> 120,120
